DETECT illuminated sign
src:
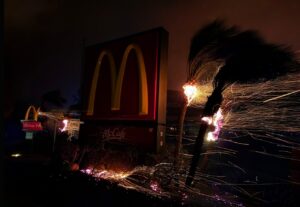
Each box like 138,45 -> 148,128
81,28 -> 168,152
22,121 -> 43,131
87,44 -> 148,116
21,105 -> 43,139
24,105 -> 40,121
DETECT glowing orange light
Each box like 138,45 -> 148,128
11,153 -> 22,158
95,170 -> 131,180
81,168 -> 131,180
183,83 -> 198,105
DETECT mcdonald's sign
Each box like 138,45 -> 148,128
81,28 -> 168,152
21,105 -> 43,132
86,43 -> 149,117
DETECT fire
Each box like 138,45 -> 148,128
183,82 -> 198,105
202,108 -> 224,142
81,168 -> 93,175
60,119 -> 69,132
150,180 -> 161,192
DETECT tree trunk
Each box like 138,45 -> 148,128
174,100 -> 188,167
185,89 -> 223,186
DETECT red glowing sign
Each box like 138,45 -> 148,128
21,121 -> 43,131
82,28 -> 168,121
81,28 -> 168,152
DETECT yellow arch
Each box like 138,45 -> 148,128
87,50 -> 117,115
25,105 -> 40,121
111,44 -> 148,115
87,44 -> 148,116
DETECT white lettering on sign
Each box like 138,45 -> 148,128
102,128 -> 126,139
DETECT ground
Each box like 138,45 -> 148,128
4,153 -> 181,207
3,135 -> 300,207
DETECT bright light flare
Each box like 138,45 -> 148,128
150,180 -> 161,192
183,83 -> 198,105
60,119 -> 69,132
81,168 -> 93,175
202,108 -> 224,142
11,153 -> 22,158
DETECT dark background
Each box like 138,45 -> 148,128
2,1 -> 300,206
4,0 -> 300,112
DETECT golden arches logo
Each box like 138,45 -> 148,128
87,44 -> 149,116
24,105 -> 40,121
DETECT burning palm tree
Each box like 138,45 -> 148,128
183,20 -> 299,186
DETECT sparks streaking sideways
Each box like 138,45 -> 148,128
76,20 -> 300,206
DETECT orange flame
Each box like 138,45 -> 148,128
183,83 -> 198,105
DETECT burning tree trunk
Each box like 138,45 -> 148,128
184,20 -> 298,186
174,100 -> 188,167
186,87 -> 223,186
174,82 -> 198,168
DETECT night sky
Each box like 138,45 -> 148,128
4,0 -> 300,112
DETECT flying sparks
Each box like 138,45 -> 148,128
222,73 -> 300,133
74,72 -> 299,206
81,168 -> 134,180
263,89 -> 300,103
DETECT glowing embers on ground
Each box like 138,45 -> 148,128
202,108 -> 224,142
79,166 -> 165,197
80,168 -> 132,180
79,164 -> 243,206
79,165 -> 167,194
